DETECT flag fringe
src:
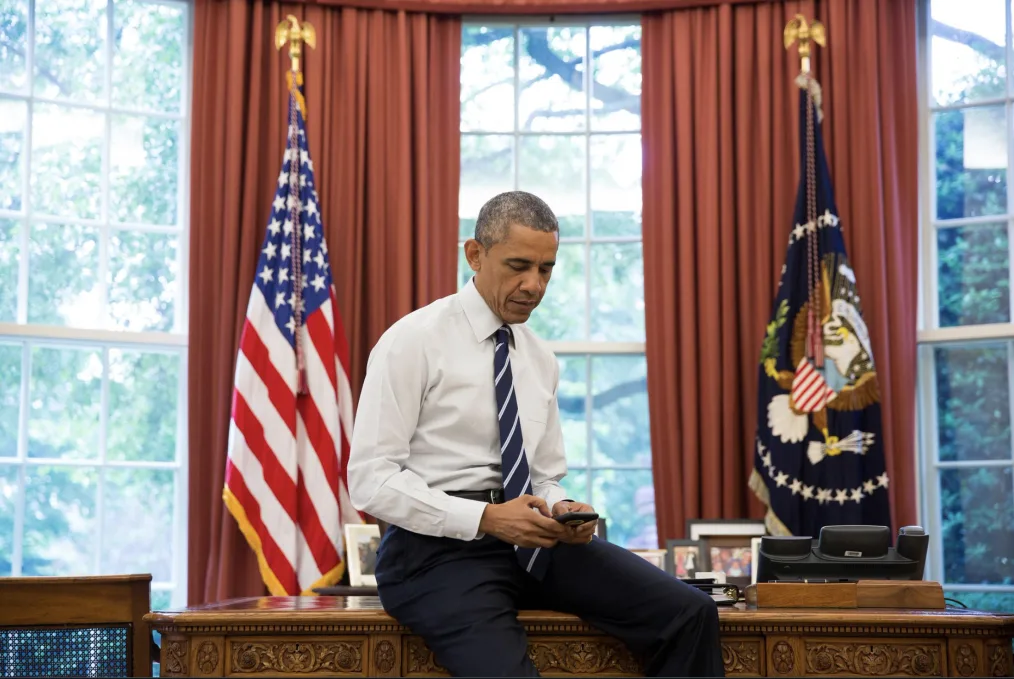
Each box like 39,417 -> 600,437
748,468 -> 793,537
223,486 -> 346,595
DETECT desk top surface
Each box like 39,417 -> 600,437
144,596 -> 1014,632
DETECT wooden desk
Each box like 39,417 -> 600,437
145,596 -> 1014,677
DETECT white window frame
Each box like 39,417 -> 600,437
0,0 -> 193,608
916,0 -> 1014,600
458,17 -> 651,520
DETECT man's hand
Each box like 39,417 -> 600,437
478,495 -> 568,548
552,500 -> 597,545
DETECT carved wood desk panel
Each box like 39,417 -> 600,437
145,596 -> 1014,677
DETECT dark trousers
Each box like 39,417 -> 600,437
376,526 -> 725,677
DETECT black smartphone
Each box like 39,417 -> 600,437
554,511 -> 599,526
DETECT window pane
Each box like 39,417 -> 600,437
112,0 -> 185,113
557,355 -> 587,468
591,468 -> 655,549
559,468 -> 588,509
107,229 -> 178,332
943,590 -> 1014,613
460,26 -> 514,133
28,346 -> 102,460
526,242 -> 585,341
930,0 -> 1006,106
150,589 -> 172,610
591,355 -> 649,466
518,135 -> 585,238
0,0 -> 28,92
460,134 -> 513,240
33,0 -> 106,102
31,104 -> 103,219
940,466 -> 1014,585
519,27 -> 586,132
0,99 -> 26,211
590,242 -> 644,341
589,25 -> 641,131
109,115 -> 180,226
0,218 -> 19,321
934,343 -> 1011,462
937,225 -> 1009,326
101,467 -> 173,579
0,464 -> 17,576
107,349 -> 178,462
591,134 -> 641,237
28,221 -> 101,327
0,343 -> 20,458
934,106 -> 1007,220
22,465 -> 97,575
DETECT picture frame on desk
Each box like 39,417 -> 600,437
629,549 -> 667,571
664,539 -> 704,578
686,519 -> 766,588
345,523 -> 382,587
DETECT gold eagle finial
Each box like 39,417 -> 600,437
274,15 -> 316,73
784,14 -> 826,74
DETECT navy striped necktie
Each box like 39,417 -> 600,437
493,325 -> 550,579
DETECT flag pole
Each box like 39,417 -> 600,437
275,15 -> 316,395
785,15 -> 828,374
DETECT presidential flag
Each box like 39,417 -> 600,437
223,72 -> 361,595
750,76 -> 891,537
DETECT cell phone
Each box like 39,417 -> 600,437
554,511 -> 599,526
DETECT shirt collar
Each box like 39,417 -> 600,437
459,278 -> 515,345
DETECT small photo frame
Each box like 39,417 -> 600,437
751,537 -> 762,585
345,523 -> 382,587
665,539 -> 705,578
686,519 -> 766,587
631,549 -> 667,571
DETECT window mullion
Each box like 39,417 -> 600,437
12,341 -> 30,576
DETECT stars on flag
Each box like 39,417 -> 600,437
755,439 -> 889,506
787,208 -> 842,246
251,109 -> 333,346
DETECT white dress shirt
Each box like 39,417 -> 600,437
347,278 -> 570,541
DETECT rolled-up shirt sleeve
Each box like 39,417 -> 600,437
347,326 -> 487,541
530,358 -> 569,512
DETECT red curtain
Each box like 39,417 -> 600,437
296,0 -> 765,13
642,0 -> 919,541
187,0 -> 460,604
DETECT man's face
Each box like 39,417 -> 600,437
465,223 -> 559,324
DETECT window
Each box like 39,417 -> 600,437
0,0 -> 190,608
919,0 -> 1014,612
459,22 -> 655,548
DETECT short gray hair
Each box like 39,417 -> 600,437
474,191 -> 559,248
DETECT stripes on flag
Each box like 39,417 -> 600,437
791,357 -> 836,413
223,74 -> 361,596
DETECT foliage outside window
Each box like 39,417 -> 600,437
920,0 -> 1014,612
459,23 -> 656,548
0,0 -> 190,610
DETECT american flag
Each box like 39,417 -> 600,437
223,76 -> 361,595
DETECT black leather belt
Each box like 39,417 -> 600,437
446,489 -> 505,504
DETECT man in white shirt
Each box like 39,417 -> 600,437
348,191 -> 724,677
